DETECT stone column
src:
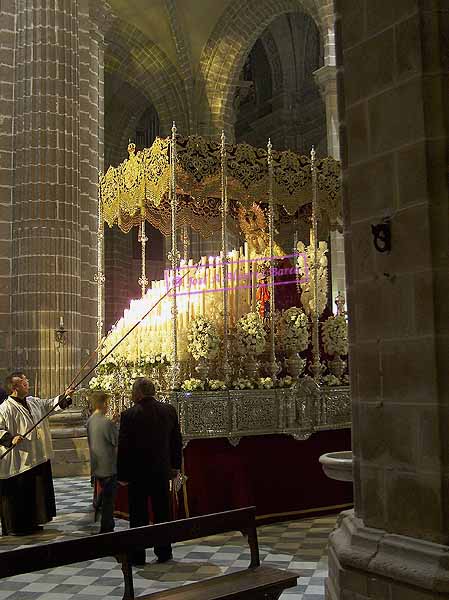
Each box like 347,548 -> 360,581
314,65 -> 339,159
314,16 -> 347,311
0,1 -> 15,382
10,0 -> 109,397
314,64 -> 346,310
328,2 -> 449,599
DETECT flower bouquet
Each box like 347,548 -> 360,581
277,307 -> 310,354
231,377 -> 255,390
322,374 -> 341,387
257,377 -> 274,389
187,316 -> 221,380
207,379 -> 227,391
181,378 -> 205,392
276,307 -> 309,378
321,315 -> 348,356
235,312 -> 266,379
321,315 -> 348,379
278,375 -> 294,388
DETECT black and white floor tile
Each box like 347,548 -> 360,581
0,477 -> 336,599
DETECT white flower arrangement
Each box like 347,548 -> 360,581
278,375 -> 294,388
231,377 -> 255,390
88,352 -> 169,396
89,374 -> 115,393
321,315 -> 348,356
187,316 -> 221,361
181,378 -> 205,392
235,312 -> 266,356
277,307 -> 310,354
257,377 -> 274,389
323,374 -> 341,387
208,379 -> 227,391
140,354 -> 169,366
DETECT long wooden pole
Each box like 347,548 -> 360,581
0,261 -> 200,461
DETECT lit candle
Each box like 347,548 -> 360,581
234,249 -> 239,321
219,252 -> 223,288
59,316 -> 64,329
201,256 -> 206,315
244,242 -> 250,311
252,264 -> 257,311
227,251 -> 233,325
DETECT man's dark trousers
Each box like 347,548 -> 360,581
95,476 -> 117,533
128,477 -> 172,564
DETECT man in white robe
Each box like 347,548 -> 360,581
0,372 -> 74,536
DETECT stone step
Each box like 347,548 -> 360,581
51,436 -> 91,478
53,446 -> 91,463
52,460 -> 91,478
53,437 -> 90,451
51,426 -> 86,439
50,409 -> 86,427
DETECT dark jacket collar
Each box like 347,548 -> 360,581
136,395 -> 156,404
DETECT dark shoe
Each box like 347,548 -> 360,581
131,559 -> 146,567
156,553 -> 173,564
131,552 -> 146,567
9,529 -> 34,536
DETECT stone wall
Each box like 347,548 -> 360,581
328,0 -> 449,598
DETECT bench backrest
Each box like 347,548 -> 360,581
0,507 -> 260,598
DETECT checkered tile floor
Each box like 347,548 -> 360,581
0,477 -> 335,599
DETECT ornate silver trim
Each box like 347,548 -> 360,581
171,385 -> 350,444
74,385 -> 350,445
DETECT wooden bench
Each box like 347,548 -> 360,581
0,507 -> 298,600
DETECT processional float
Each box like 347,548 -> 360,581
90,125 -> 350,441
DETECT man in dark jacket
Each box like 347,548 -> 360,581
117,378 -> 182,565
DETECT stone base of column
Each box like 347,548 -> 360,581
327,510 -> 449,600
50,410 -> 90,477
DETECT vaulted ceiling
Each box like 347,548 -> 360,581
108,0 -> 235,76
103,0 -> 330,163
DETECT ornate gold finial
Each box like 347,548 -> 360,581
127,140 -> 136,155
335,291 -> 346,316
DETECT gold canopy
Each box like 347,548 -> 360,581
99,135 -> 342,237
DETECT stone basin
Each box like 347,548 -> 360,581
319,451 -> 353,482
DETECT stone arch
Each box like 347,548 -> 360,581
105,19 -> 189,135
260,30 -> 283,93
104,76 -> 152,168
195,0 -> 327,138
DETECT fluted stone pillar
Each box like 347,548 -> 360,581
7,0 -> 110,398
328,2 -> 449,599
314,2 -> 347,310
314,65 -> 339,159
0,2 -> 15,381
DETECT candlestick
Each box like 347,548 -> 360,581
310,145 -> 321,382
220,131 -> 231,382
267,138 -> 278,381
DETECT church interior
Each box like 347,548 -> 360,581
0,0 -> 447,599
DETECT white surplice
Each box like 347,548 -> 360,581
0,395 -> 60,479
